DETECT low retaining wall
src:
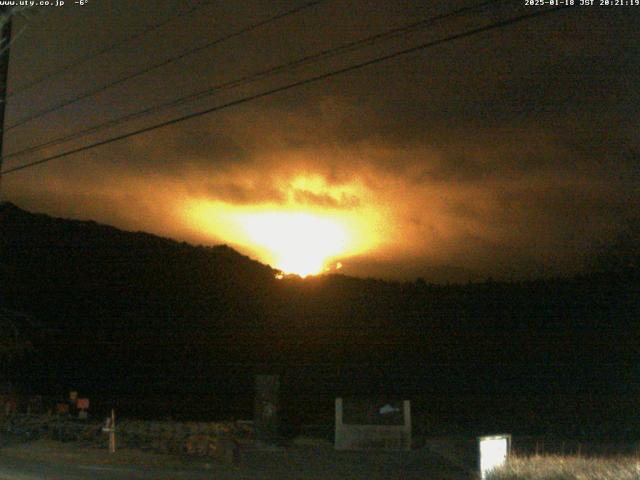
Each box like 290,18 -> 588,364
0,413 -> 253,458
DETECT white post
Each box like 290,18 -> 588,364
478,434 -> 511,479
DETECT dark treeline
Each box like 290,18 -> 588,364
1,202 -> 639,438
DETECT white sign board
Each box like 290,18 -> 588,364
478,434 -> 510,480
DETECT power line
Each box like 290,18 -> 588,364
3,0 -> 326,132
1,5 -> 569,176
2,0 -> 507,163
6,1 -> 210,98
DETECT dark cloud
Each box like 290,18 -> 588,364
4,1 -> 640,281
204,182 -> 287,205
293,189 -> 360,209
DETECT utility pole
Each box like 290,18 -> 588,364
0,7 -> 12,199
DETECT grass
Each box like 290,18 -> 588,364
487,454 -> 640,480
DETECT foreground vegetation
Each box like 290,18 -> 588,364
488,454 -> 640,480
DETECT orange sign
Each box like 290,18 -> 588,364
76,398 -> 90,410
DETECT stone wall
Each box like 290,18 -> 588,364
0,413 -> 252,459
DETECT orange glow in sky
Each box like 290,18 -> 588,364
183,176 -> 385,277
239,211 -> 347,277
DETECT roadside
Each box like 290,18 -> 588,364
0,437 -> 472,480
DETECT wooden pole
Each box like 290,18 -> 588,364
109,409 -> 116,453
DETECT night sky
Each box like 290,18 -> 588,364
2,0 -> 639,281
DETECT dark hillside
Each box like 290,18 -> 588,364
1,202 -> 639,438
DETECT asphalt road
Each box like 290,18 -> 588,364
0,443 -> 473,479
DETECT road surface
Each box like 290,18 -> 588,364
0,439 -> 472,479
